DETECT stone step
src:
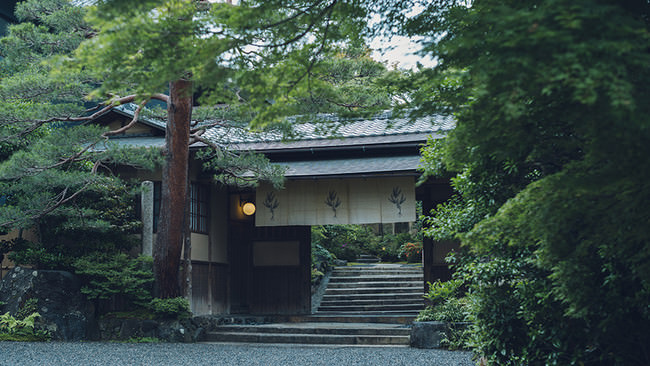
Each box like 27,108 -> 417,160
289,314 -> 417,324
203,322 -> 411,346
319,298 -> 424,307
355,259 -> 381,264
358,254 -> 379,259
326,281 -> 422,289
324,286 -> 423,295
318,303 -> 424,312
209,323 -> 410,336
321,292 -> 424,301
328,275 -> 423,283
356,255 -> 380,263
204,331 -> 410,345
313,310 -> 421,318
333,265 -> 422,270
331,269 -> 422,276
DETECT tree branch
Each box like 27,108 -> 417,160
103,99 -> 147,137
0,179 -> 95,229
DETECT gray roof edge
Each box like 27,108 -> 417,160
110,103 -> 455,147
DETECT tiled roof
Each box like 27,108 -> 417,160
101,105 -> 452,177
110,103 -> 454,150
274,155 -> 423,178
201,113 -> 454,148
101,136 -> 166,150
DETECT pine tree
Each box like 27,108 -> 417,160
2,0 -> 390,298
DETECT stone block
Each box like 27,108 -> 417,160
0,266 -> 95,341
410,321 -> 446,348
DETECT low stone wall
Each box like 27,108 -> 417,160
98,317 -> 201,342
0,266 -> 96,341
0,266 -> 284,343
410,321 -> 470,349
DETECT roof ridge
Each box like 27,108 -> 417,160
111,104 -> 455,144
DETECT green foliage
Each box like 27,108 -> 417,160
289,43 -> 405,117
423,279 -> 463,307
311,268 -> 325,285
311,225 -> 364,262
0,311 -> 49,342
147,297 -> 191,320
73,254 -> 154,308
398,241 -> 422,263
68,0 -> 375,125
372,239 -> 401,263
197,148 -> 286,189
410,0 -> 650,364
377,232 -> 418,262
7,182 -> 143,271
16,298 -> 39,321
311,243 -> 335,273
311,225 -> 421,263
7,243 -> 62,270
125,336 -> 160,343
0,0 -> 159,234
417,279 -> 470,350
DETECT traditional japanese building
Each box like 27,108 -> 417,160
4,103 -> 458,315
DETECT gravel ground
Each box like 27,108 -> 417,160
0,342 -> 475,366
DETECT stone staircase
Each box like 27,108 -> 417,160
202,322 -> 411,345
203,263 -> 424,346
317,264 -> 424,317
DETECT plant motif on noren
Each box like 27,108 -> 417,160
263,192 -> 279,220
325,190 -> 341,218
388,186 -> 406,216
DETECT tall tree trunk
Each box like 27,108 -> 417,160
154,78 -> 192,298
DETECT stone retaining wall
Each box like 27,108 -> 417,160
410,321 -> 470,349
98,317 -> 200,342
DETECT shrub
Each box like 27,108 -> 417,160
311,225 -> 424,263
419,279 -> 467,322
374,238 -> 401,262
6,182 -> 141,271
148,297 -> 191,320
424,279 -> 463,306
311,268 -> 324,285
311,225 -> 363,262
0,311 -> 49,342
417,279 -> 471,350
16,298 -> 39,321
399,241 -> 422,262
8,242 -> 64,270
73,253 -> 154,309
311,243 -> 335,272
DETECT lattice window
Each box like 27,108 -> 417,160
190,183 -> 209,234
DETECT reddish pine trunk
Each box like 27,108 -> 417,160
154,79 -> 192,299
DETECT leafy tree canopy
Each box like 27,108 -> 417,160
1,0 -> 410,298
0,0 -> 159,231
411,0 -> 650,364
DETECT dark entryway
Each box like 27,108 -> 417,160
228,212 -> 311,315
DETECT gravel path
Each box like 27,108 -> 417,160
0,342 -> 475,366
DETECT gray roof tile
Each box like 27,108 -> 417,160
110,104 -> 454,150
252,155 -> 423,178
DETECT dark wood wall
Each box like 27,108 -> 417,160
191,262 -> 228,315
228,217 -> 311,315
417,180 -> 458,290
249,226 -> 311,315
